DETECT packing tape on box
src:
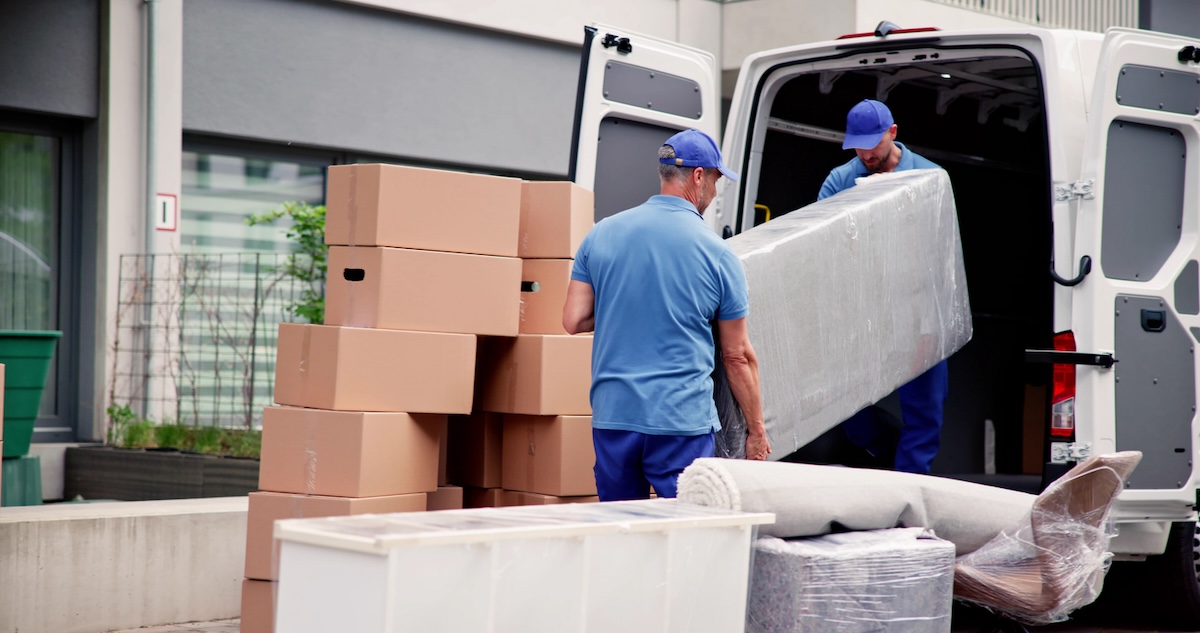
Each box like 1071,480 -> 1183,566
299,325 -> 312,377
303,408 -> 319,496
343,167 -> 364,327
347,167 -> 357,245
525,422 -> 537,493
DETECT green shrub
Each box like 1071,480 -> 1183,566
246,201 -> 327,324
225,429 -> 262,459
106,403 -> 262,459
193,426 -> 224,455
123,419 -> 156,449
154,423 -> 189,450
107,403 -> 155,449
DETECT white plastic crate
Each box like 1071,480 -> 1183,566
273,499 -> 774,633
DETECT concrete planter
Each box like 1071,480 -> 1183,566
64,446 -> 259,501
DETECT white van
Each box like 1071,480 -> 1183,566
570,23 -> 1200,623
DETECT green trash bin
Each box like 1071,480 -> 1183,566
0,331 -> 62,458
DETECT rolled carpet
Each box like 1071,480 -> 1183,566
677,458 -> 1036,555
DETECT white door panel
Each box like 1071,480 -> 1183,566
571,24 -> 720,222
1073,28 -> 1200,518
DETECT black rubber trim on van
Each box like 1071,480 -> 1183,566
732,42 -> 1050,235
568,26 -> 599,184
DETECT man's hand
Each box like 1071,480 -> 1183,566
745,429 -> 771,461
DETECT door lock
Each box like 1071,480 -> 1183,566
1141,309 -> 1166,332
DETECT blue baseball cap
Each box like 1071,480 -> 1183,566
842,99 -> 895,150
660,128 -> 739,182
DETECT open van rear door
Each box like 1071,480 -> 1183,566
569,24 -> 721,222
1071,28 -> 1200,513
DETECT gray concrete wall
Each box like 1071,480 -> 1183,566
1140,0 -> 1200,38
0,0 -> 99,117
182,0 -> 580,177
0,497 -> 248,633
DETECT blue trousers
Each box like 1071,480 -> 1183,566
843,360 -> 949,474
592,429 -> 715,501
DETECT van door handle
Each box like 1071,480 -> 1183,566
1141,309 -> 1166,332
1050,255 -> 1091,287
1025,349 -> 1116,369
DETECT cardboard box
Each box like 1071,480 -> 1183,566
519,181 -> 593,258
426,485 -> 464,511
520,259 -> 573,335
274,323 -> 476,414
326,246 -> 522,336
326,163 -> 521,257
502,490 -> 600,506
463,487 -> 504,508
1022,385 -> 1048,475
502,415 -> 596,496
245,490 -> 426,580
240,579 -> 275,633
447,412 -> 503,489
259,406 -> 443,497
476,335 -> 592,415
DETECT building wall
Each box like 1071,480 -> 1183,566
1140,0 -> 1200,38
183,0 -> 580,177
855,0 -> 1031,32
0,0 -> 100,118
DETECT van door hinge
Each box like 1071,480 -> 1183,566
601,33 -> 633,54
1055,180 -> 1095,201
1050,441 -> 1092,464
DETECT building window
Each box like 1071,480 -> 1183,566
181,148 -> 326,254
0,130 -> 61,419
0,131 -> 58,330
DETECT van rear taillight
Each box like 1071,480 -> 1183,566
1050,331 -> 1076,438
836,27 -> 940,39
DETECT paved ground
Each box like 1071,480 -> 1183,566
109,620 -> 239,633
106,616 -> 1191,633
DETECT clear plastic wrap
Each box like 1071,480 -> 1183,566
747,528 -> 955,633
713,169 -> 971,459
953,451 -> 1143,625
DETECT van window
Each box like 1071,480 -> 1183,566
744,49 -> 1054,477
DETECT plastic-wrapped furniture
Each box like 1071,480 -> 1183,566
953,451 -> 1143,625
747,528 -> 955,633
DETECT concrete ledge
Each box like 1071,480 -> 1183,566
0,497 -> 248,633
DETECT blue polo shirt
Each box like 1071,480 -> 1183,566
817,142 -> 940,200
571,194 -> 749,436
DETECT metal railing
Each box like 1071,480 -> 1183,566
111,252 -> 317,429
928,0 -> 1138,32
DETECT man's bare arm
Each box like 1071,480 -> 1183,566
716,317 -> 771,460
562,280 -> 596,334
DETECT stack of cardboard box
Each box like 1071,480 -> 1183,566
240,165 -> 597,631
449,180 -> 600,507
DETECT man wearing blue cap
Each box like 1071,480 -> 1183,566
563,128 -> 771,501
818,99 -> 949,475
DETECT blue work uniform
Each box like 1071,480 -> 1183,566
571,194 -> 749,499
817,142 -> 950,474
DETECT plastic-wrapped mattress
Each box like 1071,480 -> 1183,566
714,169 -> 970,459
